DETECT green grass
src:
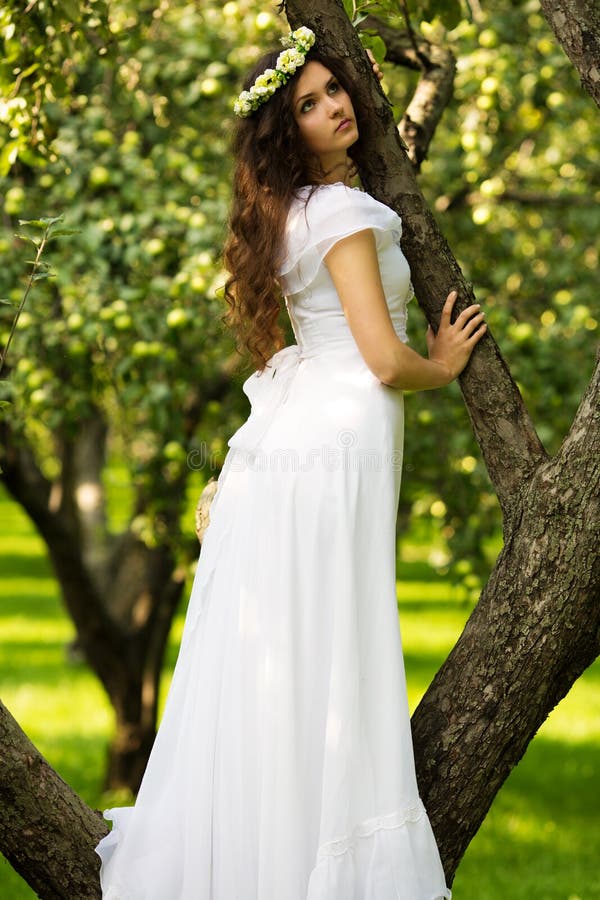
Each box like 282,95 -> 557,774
1,487 -> 598,899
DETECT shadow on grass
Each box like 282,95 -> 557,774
1,553 -> 54,581
399,597 -> 471,614
0,593 -> 64,620
454,733 -> 600,899
504,733 -> 599,824
0,641 -> 82,687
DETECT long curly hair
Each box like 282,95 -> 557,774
222,48 -> 366,373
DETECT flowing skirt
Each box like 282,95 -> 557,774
95,344 -> 451,899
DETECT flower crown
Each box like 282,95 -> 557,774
233,26 -> 316,118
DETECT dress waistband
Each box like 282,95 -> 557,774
227,345 -> 304,455
227,342 -> 365,455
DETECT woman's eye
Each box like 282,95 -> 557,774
301,99 -> 315,113
328,81 -> 340,94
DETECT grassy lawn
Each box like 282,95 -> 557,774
1,487 -> 598,899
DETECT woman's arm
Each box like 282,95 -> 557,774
324,229 -> 486,390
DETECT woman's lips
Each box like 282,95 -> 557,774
336,118 -> 352,132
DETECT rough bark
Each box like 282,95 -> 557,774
411,353 -> 600,874
540,0 -> 600,108
0,700 -> 106,900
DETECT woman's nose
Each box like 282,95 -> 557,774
326,96 -> 343,115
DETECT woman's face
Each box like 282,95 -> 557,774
292,61 -> 359,180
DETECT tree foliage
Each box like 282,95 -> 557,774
1,0 -> 598,588
0,0 -> 599,894
1,0 -> 297,790
393,1 -> 600,588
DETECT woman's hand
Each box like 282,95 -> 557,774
426,290 -> 487,382
366,48 -> 383,81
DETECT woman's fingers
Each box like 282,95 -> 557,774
468,321 -> 488,344
441,293 -> 484,331
366,48 -> 384,80
437,291 -> 487,355
440,290 -> 458,323
454,303 -> 483,328
461,310 -> 486,336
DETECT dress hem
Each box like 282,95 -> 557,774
316,801 -> 425,860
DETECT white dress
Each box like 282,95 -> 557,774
95,183 -> 451,900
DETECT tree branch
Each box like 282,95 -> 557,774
0,700 -> 107,899
436,187 -> 599,210
283,1 -> 600,883
539,0 -> 600,108
410,354 -> 600,875
0,419 -> 135,699
362,14 -> 457,169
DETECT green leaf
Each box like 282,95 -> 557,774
32,271 -> 52,282
47,228 -> 80,238
60,0 -> 83,23
440,0 -> 462,29
342,0 -> 355,19
15,233 -> 41,246
0,298 -> 16,306
18,215 -> 63,228
421,0 -> 462,29
359,32 -> 387,64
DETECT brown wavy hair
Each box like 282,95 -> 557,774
222,48 -> 366,373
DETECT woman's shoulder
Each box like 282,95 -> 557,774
291,182 -> 387,213
286,182 -> 402,241
279,183 -> 403,289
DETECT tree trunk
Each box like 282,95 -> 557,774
361,15 -> 457,169
539,0 -> 600,108
411,353 -> 600,874
0,420 -> 189,793
0,700 -> 106,900
283,0 -> 600,883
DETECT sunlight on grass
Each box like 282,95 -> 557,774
1,485 -> 599,899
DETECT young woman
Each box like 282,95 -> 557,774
96,27 -> 485,899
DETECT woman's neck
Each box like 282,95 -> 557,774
309,153 -> 356,187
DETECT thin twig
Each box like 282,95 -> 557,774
399,0 -> 423,65
0,225 -> 51,378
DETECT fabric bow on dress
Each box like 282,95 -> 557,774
227,344 -> 304,455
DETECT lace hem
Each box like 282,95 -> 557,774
308,801 -> 452,900
316,800 -> 425,861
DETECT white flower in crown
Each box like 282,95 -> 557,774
289,26 -> 315,52
276,47 -> 305,76
233,26 -> 316,118
233,90 -> 254,117
254,68 -> 279,90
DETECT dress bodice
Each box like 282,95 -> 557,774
278,183 -> 413,358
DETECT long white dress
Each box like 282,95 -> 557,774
95,183 -> 451,900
